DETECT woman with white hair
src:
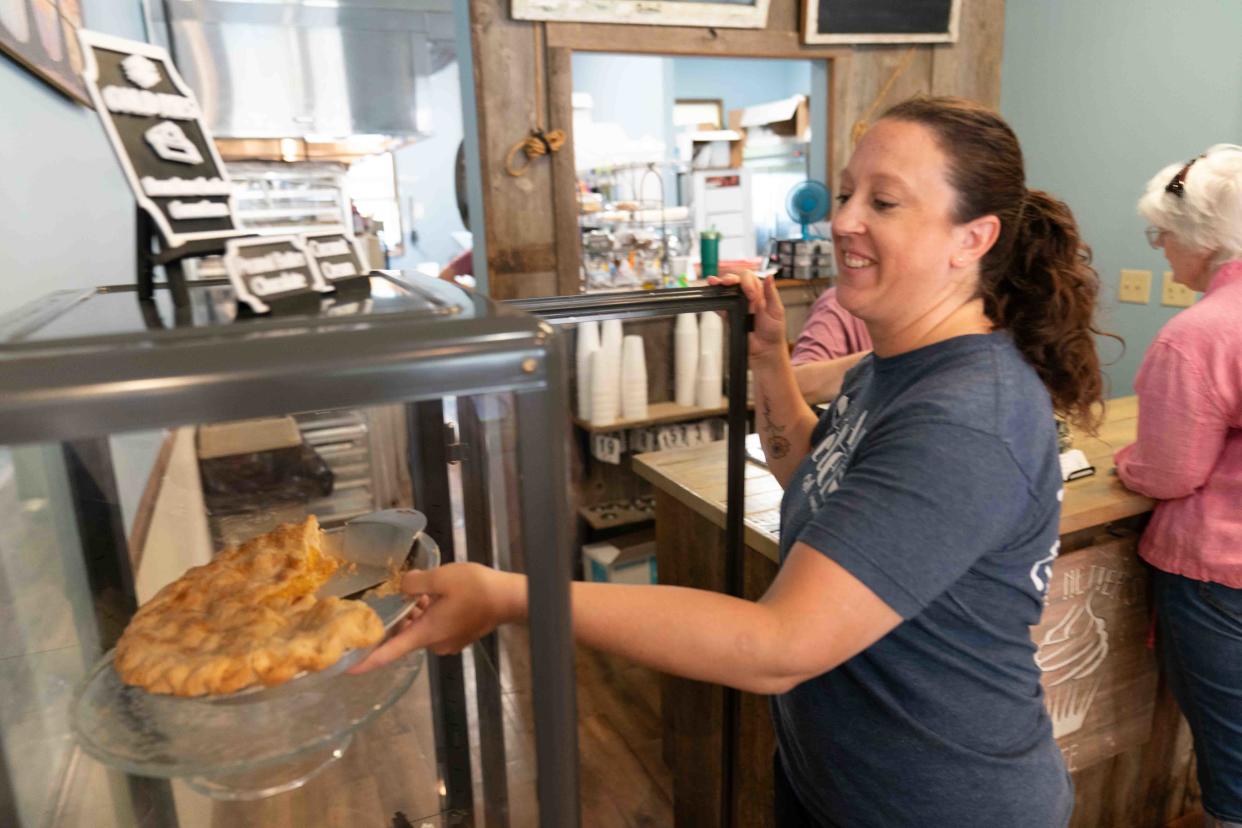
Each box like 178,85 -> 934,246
1116,144 -> 1242,828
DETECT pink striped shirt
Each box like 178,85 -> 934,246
1115,260 -> 1242,587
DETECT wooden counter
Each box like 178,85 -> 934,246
636,396 -> 1153,563
634,397 -> 1200,828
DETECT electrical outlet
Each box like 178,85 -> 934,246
1161,271 -> 1197,307
1119,269 -> 1152,304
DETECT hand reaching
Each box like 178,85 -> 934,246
708,271 -> 787,366
349,562 -> 524,673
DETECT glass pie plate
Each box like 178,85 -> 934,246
70,521 -> 438,801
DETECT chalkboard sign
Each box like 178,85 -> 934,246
803,0 -> 959,45
78,29 -> 241,247
225,236 -> 327,316
301,231 -> 371,297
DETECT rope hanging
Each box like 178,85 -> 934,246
504,127 -> 567,177
504,24 -> 566,177
850,46 -> 918,148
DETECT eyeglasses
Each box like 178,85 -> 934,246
1145,226 -> 1165,248
1165,155 -> 1204,198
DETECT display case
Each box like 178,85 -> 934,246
0,274 -> 577,827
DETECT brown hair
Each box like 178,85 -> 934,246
880,96 -> 1112,433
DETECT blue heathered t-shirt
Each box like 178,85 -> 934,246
774,331 -> 1073,828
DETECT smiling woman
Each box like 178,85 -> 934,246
857,97 -> 1112,432
355,96 -> 1109,828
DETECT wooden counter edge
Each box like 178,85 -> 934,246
635,443 -> 1155,565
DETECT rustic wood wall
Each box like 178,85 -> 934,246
466,0 -> 1006,300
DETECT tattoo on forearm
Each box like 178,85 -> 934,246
762,395 -> 791,459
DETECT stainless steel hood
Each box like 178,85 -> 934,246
144,0 -> 455,139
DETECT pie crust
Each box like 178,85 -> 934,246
115,516 -> 383,697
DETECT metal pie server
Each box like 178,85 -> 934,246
317,508 -> 428,599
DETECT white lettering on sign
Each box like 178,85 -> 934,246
167,200 -> 230,219
101,85 -> 200,120
320,260 -> 359,279
1062,564 -> 1144,606
121,54 -> 161,90
250,272 -> 309,296
144,121 -> 203,165
306,239 -> 351,258
142,176 -> 233,197
239,251 -> 308,276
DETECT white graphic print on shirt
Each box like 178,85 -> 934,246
802,393 -> 870,512
1028,488 -> 1065,598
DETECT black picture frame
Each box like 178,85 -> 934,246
802,0 -> 960,45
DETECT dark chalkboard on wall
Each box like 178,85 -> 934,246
803,0 -> 959,45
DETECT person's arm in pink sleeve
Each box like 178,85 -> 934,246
791,289 -> 856,365
1115,341 -> 1229,500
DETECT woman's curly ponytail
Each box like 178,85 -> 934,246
882,96 -> 1115,433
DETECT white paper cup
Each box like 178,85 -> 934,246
674,313 -> 699,407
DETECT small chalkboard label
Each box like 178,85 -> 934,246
301,232 -> 372,297
78,29 -> 241,247
225,236 -> 326,315
803,0 -> 959,45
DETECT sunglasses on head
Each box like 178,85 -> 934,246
1165,155 -> 1205,199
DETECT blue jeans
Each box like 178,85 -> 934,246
1155,569 -> 1242,825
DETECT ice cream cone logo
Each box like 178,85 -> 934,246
1036,592 -> 1109,738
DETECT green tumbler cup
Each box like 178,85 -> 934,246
700,228 -> 721,278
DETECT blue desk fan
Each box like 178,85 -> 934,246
786,180 -> 831,240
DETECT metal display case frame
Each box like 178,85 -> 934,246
0,273 -> 578,827
509,285 -> 751,826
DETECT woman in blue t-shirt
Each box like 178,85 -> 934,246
357,97 -> 1108,827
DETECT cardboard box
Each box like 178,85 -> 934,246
582,530 -> 657,585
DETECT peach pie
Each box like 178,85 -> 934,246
115,516 -> 383,697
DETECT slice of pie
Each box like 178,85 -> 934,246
115,516 -> 384,697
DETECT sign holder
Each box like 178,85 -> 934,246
134,206 -> 225,307
79,29 -> 244,310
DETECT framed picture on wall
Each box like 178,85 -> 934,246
0,0 -> 90,104
512,0 -> 771,29
803,0 -> 960,45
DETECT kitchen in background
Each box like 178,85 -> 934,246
572,52 -> 829,292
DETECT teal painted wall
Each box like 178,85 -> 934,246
1000,1 -> 1242,396
0,1 -> 146,315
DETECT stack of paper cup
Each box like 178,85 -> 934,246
697,312 -> 724,407
590,346 -> 620,426
674,313 -> 699,407
696,346 -> 722,408
576,321 -> 600,420
601,319 -> 624,359
621,335 -> 648,421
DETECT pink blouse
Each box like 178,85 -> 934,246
790,287 -> 873,365
1115,260 -> 1242,587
